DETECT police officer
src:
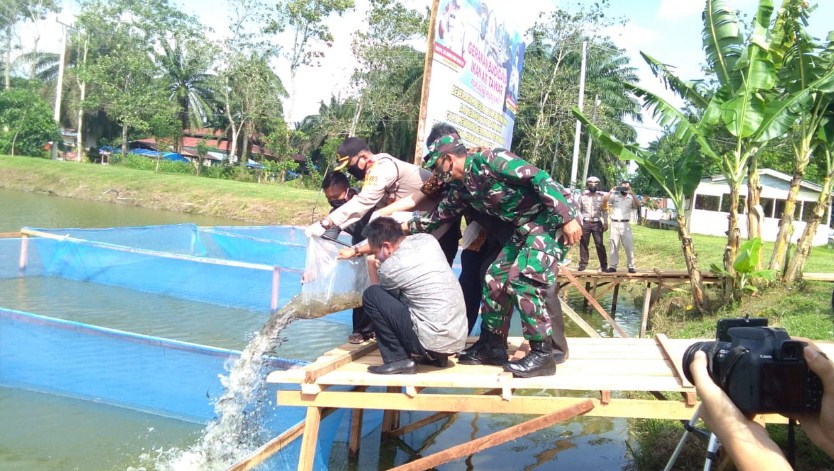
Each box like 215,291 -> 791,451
306,137 -> 461,264
577,176 -> 608,272
411,135 -> 581,378
603,180 -> 640,273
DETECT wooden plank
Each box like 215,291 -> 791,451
0,232 -> 22,238
303,341 -> 379,384
227,407 -> 337,471
278,390 -> 712,420
655,334 -> 693,388
388,411 -> 455,438
560,299 -> 600,338
388,400 -> 595,471
640,284 -> 652,338
561,269 -> 629,338
297,407 -> 322,471
803,272 -> 834,282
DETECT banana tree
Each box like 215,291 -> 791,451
614,0 -> 820,301
769,29 -> 834,273
573,109 -> 707,313
784,109 -> 834,282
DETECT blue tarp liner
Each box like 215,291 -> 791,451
0,307 -> 346,470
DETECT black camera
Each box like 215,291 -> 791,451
682,318 -> 823,415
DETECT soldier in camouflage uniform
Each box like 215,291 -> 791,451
411,135 -> 581,378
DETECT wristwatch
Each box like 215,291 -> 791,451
320,218 -> 333,229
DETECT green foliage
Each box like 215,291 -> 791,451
0,88 -> 59,157
710,237 -> 776,296
110,153 -> 192,174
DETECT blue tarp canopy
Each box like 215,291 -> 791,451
97,146 -> 189,163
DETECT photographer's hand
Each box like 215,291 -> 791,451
795,346 -> 834,459
689,351 -> 791,471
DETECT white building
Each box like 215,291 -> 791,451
688,169 -> 832,246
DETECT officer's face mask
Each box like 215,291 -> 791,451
587,184 -> 598,193
346,156 -> 366,180
433,155 -> 454,184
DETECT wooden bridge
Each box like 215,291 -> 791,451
230,336 -> 834,471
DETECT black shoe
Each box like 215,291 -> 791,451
416,352 -> 450,368
605,267 -> 617,273
553,350 -> 569,365
577,266 -> 587,272
458,329 -> 508,366
504,341 -> 556,378
628,267 -> 636,274
368,358 -> 416,375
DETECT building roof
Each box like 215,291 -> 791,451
702,168 -> 823,193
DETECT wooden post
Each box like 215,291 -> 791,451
389,400 -> 594,471
381,386 -> 401,435
348,386 -> 367,458
640,283 -> 652,338
297,406 -> 323,471
582,280 -> 590,311
611,283 -> 620,316
413,0 -> 440,163
348,408 -> 364,458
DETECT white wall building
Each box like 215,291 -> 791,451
688,169 -> 832,246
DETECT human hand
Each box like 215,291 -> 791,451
795,346 -> 834,459
689,351 -> 790,470
337,247 -> 355,260
305,221 -> 326,238
561,219 -> 582,246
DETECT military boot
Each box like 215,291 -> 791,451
457,328 -> 508,366
503,340 -> 556,378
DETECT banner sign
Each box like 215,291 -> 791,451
421,0 -> 525,153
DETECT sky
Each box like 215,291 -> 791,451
14,0 -> 834,147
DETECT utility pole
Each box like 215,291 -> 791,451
569,40 -> 587,188
52,20 -> 69,160
581,95 -> 600,183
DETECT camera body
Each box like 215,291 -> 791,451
683,318 -> 823,415
615,186 -> 628,193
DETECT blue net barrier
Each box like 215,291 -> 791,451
24,224 -> 208,256
0,307 -> 344,470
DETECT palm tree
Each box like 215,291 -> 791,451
156,36 -> 217,152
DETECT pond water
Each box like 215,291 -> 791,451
0,188 -> 647,470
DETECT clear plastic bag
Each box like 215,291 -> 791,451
299,237 -> 368,318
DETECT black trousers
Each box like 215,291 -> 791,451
362,285 -> 426,364
579,220 -> 608,269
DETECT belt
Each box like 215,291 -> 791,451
585,217 -> 600,222
612,219 -> 630,222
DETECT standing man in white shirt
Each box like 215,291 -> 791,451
603,180 -> 640,274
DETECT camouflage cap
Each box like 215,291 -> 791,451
423,134 -> 465,169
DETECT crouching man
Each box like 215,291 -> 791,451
360,217 -> 467,374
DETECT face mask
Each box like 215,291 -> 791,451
347,163 -> 366,180
587,185 -> 598,193
328,199 -> 347,209
433,157 -> 454,184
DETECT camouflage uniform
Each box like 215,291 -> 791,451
410,148 -> 578,342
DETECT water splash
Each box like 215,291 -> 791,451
144,293 -> 362,471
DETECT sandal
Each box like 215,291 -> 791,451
348,332 -> 375,344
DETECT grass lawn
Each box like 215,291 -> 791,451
0,155 -> 327,225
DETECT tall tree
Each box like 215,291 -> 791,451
266,0 -> 354,123
0,0 -> 60,89
156,35 -> 217,152
348,0 -> 426,157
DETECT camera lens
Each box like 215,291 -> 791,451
682,341 -> 713,385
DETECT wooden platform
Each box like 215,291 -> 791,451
242,336 -> 834,471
